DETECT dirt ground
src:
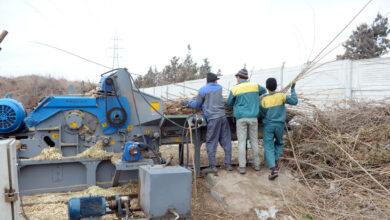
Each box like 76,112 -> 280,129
21,142 -> 306,220
159,142 -> 255,168
191,169 -> 304,220
181,143 -> 305,220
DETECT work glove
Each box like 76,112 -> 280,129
180,100 -> 189,106
290,81 -> 296,89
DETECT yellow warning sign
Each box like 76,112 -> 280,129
52,133 -> 59,139
110,140 -> 116,145
70,122 -> 77,128
102,122 -> 107,127
150,101 -> 160,111
174,138 -> 181,142
127,125 -> 133,131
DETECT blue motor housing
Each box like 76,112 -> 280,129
122,142 -> 142,162
99,76 -> 113,93
68,196 -> 106,219
0,97 -> 25,134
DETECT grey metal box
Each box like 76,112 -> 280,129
0,140 -> 20,220
139,165 -> 192,219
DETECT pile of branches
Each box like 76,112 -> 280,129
282,99 -> 390,219
163,98 -> 296,122
163,98 -> 232,115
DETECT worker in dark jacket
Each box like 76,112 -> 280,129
227,69 -> 267,174
181,72 -> 232,174
260,78 -> 298,180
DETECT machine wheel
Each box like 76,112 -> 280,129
106,107 -> 127,127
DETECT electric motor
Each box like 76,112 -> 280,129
68,196 -> 106,219
0,97 -> 25,134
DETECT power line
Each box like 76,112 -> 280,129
31,41 -> 143,76
31,41 -> 112,69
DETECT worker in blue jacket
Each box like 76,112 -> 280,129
260,78 -> 298,180
181,72 -> 232,174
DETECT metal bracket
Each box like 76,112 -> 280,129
186,114 -> 207,127
111,159 -> 154,186
4,188 -> 18,203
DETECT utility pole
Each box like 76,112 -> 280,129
0,30 -> 8,52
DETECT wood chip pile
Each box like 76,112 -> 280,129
27,147 -> 63,161
23,141 -> 123,164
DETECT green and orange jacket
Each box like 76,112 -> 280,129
260,88 -> 298,125
226,80 -> 267,119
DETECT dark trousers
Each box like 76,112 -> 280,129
206,116 -> 232,165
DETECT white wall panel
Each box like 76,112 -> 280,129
142,57 -> 390,105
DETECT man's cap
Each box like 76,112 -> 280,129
235,69 -> 248,79
266,77 -> 277,91
207,72 -> 219,82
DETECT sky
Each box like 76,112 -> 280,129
0,0 -> 389,82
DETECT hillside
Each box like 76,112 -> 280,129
0,75 -> 96,112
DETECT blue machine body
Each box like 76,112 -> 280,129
0,97 -> 25,134
24,96 -> 130,135
99,76 -> 113,93
122,142 -> 142,162
68,196 -> 106,219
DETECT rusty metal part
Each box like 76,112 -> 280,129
15,140 -> 22,150
4,188 -> 18,203
108,199 -> 118,210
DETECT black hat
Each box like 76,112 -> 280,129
266,77 -> 277,91
235,69 -> 248,79
207,72 -> 219,83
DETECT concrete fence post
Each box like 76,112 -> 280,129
345,60 -> 353,99
183,82 -> 186,98
280,61 -> 285,90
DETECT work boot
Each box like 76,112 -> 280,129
268,168 -> 279,180
221,164 -> 233,171
275,160 -> 280,171
202,165 -> 218,174
237,167 -> 246,174
251,164 -> 261,171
